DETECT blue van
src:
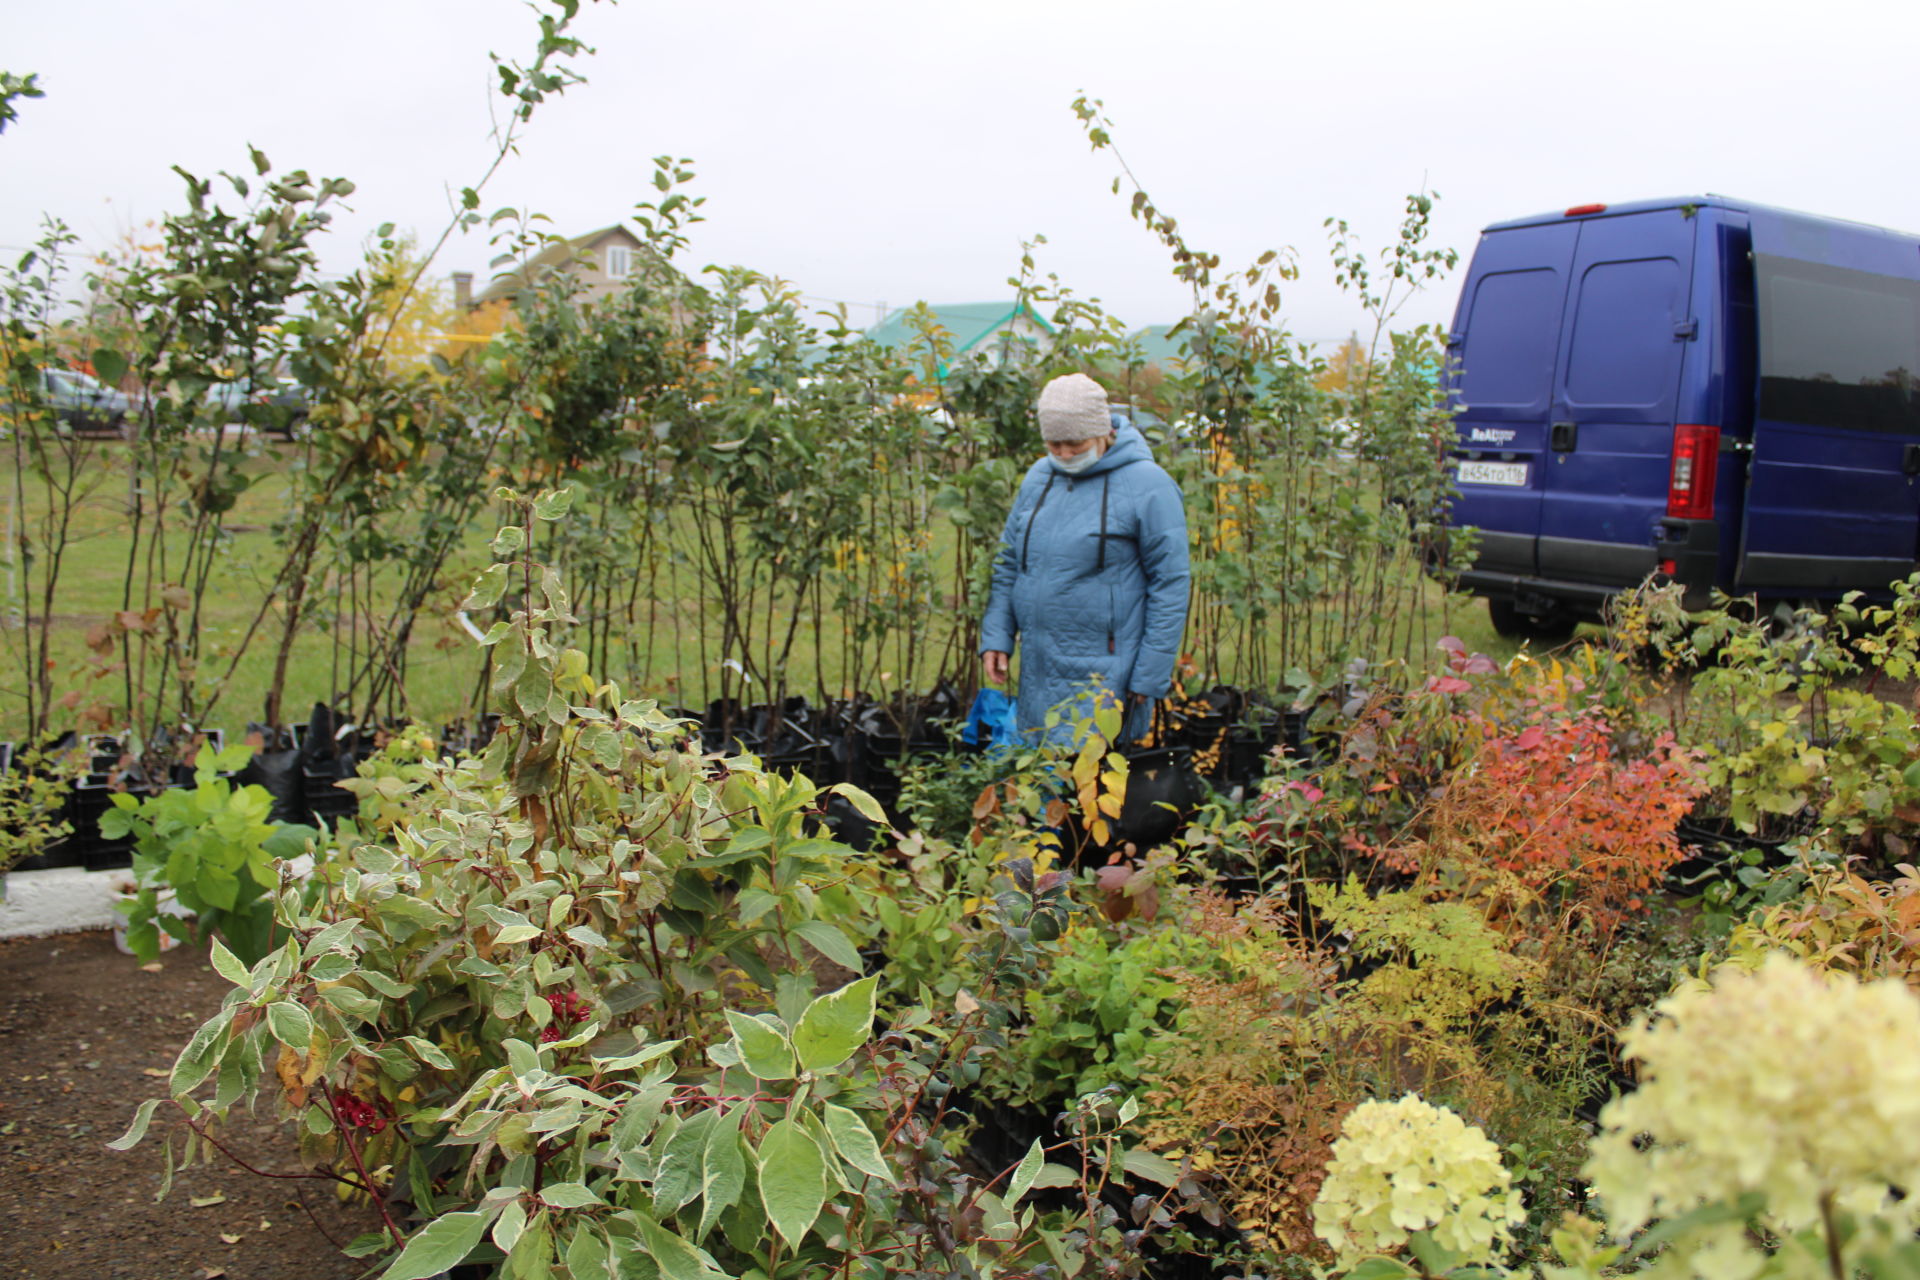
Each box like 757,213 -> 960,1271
1443,196 -> 1920,640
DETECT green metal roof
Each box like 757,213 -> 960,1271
1123,323 -> 1193,370
865,300 -> 1055,357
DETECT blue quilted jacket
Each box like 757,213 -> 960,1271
980,421 -> 1191,743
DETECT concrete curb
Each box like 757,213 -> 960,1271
0,866 -> 129,939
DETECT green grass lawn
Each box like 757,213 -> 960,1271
0,438 -> 485,739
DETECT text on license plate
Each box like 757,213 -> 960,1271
1456,460 -> 1528,487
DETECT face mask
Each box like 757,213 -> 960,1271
1050,440 -> 1104,475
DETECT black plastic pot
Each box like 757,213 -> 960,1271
1667,812 -> 1802,887
820,789 -> 888,852
1221,729 -> 1276,791
235,747 -> 314,827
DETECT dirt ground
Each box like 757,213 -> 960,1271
0,928 -> 377,1280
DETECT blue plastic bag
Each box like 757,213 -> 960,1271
961,688 -> 1020,750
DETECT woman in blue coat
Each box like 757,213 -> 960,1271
980,373 -> 1191,744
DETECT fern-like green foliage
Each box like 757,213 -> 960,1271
1311,878 -> 1535,1028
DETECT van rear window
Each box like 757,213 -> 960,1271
1757,254 -> 1920,434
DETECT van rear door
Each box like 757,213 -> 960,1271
1536,209 -> 1698,587
1736,212 -> 1920,594
1447,222 -> 1579,577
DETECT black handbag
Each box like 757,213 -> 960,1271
1110,703 -> 1208,850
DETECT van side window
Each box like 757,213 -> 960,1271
1566,258 -> 1683,407
1758,255 -> 1920,434
1459,268 -> 1560,408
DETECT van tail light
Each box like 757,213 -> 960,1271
1667,423 -> 1720,519
1565,203 -> 1608,217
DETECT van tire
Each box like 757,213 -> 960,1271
1487,598 -> 1578,645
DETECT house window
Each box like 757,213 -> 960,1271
605,244 -> 633,280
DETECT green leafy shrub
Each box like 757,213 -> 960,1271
0,742 -> 73,879
989,905 -> 1224,1105
867,829 -> 1000,1005
873,702 -> 1137,1008
104,742 -> 316,964
335,722 -> 445,831
1310,878 -> 1534,1035
896,745 -> 1018,845
112,489 -> 1211,1279
1613,580 -> 1920,853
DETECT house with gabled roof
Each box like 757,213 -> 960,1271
865,300 -> 1055,374
452,224 -> 650,311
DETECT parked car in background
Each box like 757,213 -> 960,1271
2,367 -> 137,438
201,376 -> 311,439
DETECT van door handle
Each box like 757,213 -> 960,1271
1904,443 -> 1920,477
1550,421 -> 1578,453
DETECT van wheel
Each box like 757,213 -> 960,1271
1488,598 -> 1578,645
1761,598 -> 1845,663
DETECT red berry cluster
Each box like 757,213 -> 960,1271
540,990 -> 592,1043
331,1088 -> 387,1134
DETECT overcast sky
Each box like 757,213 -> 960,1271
3,0 -> 1914,346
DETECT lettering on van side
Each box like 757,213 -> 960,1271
1466,427 -> 1517,445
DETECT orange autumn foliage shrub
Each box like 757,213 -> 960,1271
1409,711 -> 1706,926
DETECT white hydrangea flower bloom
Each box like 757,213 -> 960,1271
1312,1094 -> 1525,1266
1586,952 -> 1920,1277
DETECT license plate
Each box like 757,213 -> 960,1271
1456,460 -> 1529,487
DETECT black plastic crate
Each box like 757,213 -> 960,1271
304,774 -> 357,824
761,741 -> 841,785
61,785 -> 137,869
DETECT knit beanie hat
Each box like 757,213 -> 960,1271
1037,373 -> 1112,442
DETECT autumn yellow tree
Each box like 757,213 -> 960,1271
369,231 -> 459,372
1314,334 -> 1372,399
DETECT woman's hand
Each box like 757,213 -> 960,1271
983,651 -> 1010,685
